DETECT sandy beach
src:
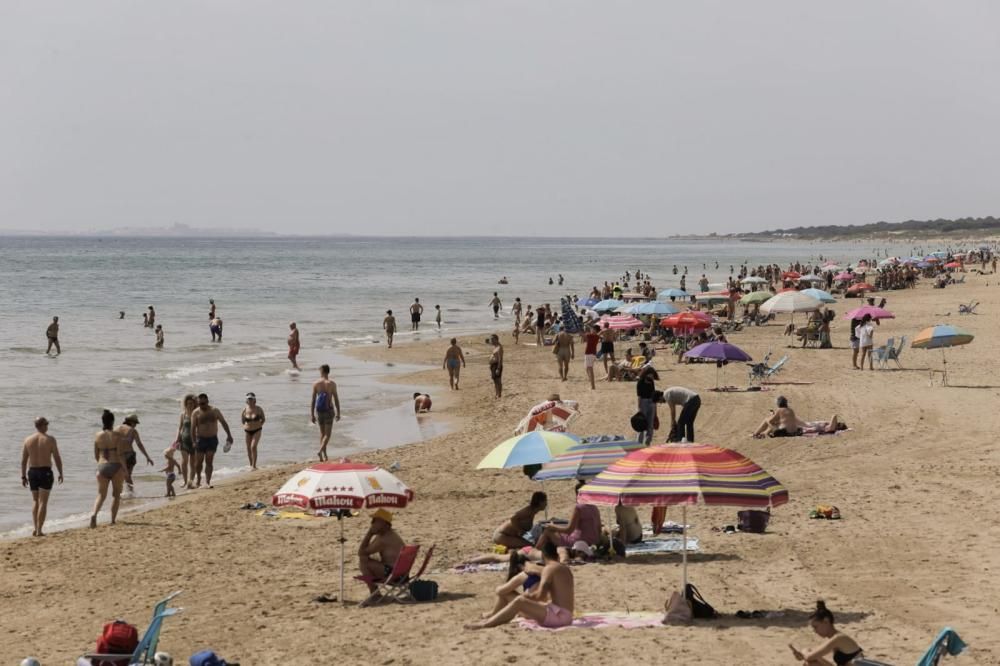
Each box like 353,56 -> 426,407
3,275 -> 998,665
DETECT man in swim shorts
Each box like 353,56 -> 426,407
464,540 -> 575,630
191,394 -> 234,488
311,364 -> 341,461
552,329 -> 574,381
582,324 -> 600,390
410,298 -> 423,331
45,316 -> 60,355
489,292 -> 502,319
210,316 -> 223,342
21,417 -> 63,537
287,322 -> 300,369
599,323 -> 617,374
383,310 -> 396,348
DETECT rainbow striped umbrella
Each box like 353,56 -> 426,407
911,324 -> 974,385
578,443 -> 787,588
476,431 -> 581,469
534,439 -> 647,482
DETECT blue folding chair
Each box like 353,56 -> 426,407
83,591 -> 182,665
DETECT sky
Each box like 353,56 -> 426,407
2,1 -> 999,236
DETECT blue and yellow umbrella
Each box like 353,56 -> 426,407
476,431 -> 581,469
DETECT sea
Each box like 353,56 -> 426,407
0,235 -> 903,535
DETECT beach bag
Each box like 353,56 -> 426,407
685,583 -> 718,619
630,411 -> 647,433
189,650 -> 230,666
738,509 -> 770,533
92,620 -> 138,666
662,589 -> 692,624
408,579 -> 439,602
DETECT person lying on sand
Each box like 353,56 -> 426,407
752,396 -> 846,439
464,540 -> 575,630
492,491 -> 547,550
789,600 -> 864,665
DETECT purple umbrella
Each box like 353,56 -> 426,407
684,342 -> 753,390
844,306 -> 894,321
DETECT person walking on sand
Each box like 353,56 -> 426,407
45,317 -> 60,355
155,324 -> 164,349
490,292 -> 503,319
176,394 -> 197,488
582,325 -> 600,390
512,297 -> 522,325
489,334 -> 504,399
91,410 -> 127,528
552,328 -> 574,381
287,322 -> 300,369
191,394 -> 234,488
21,417 -> 63,537
535,305 -> 546,347
383,310 -> 396,348
118,414 -> 154,496
241,392 -> 266,469
599,323 -> 617,374
443,338 -> 466,390
410,298 -> 423,331
311,364 -> 341,461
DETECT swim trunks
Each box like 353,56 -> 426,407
27,467 -> 54,491
97,462 -> 122,480
316,411 -> 335,428
166,472 -> 177,482
490,362 -> 503,380
289,345 -> 300,356
196,436 -> 219,453
584,354 -> 596,369
600,341 -> 614,356
770,428 -> 803,438
540,603 -> 573,628
124,451 -> 137,473
447,358 -> 460,369
411,312 -> 421,323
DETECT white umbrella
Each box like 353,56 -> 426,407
740,276 -> 768,285
760,291 -> 822,315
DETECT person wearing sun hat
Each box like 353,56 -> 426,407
358,508 -> 405,595
118,413 -> 154,495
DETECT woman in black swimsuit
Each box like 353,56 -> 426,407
241,392 -> 266,470
789,600 -> 863,665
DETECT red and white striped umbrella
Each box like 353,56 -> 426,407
600,314 -> 645,330
515,399 -> 581,435
273,462 -> 414,510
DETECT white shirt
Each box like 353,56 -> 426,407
858,323 -> 875,347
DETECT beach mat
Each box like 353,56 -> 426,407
447,562 -> 508,574
517,612 -> 663,631
626,537 -> 699,555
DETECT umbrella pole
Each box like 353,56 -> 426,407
339,515 -> 346,605
682,505 -> 688,591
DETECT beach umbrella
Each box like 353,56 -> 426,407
911,324 -> 974,385
797,274 -> 824,284
800,288 -> 836,304
739,291 -> 773,306
782,271 -> 801,280
694,291 -> 730,303
944,261 -> 962,269
759,291 -> 821,315
476,431 -> 581,469
579,443 -> 788,589
535,438 -> 647,482
846,283 -> 875,294
661,312 -> 712,335
740,276 -> 768,285
923,256 -> 941,263
601,314 -> 645,330
272,462 -> 414,603
592,299 -> 625,313
657,288 -> 688,301
821,263 -> 842,272
916,261 -> 933,269
844,306 -> 894,321
576,297 -> 599,309
683,342 -> 753,389
834,271 -> 853,281
515,398 -> 581,435
626,301 -> 680,316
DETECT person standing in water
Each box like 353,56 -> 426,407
45,317 -> 60,355
287,322 -> 300,369
21,417 -> 63,537
118,414 -> 154,496
383,310 -> 396,348
155,324 -> 164,349
210,316 -> 223,342
209,299 -> 216,320
91,410 -> 127,528
311,364 -> 341,461
147,306 -> 156,329
443,338 -> 466,390
175,394 -> 196,488
489,293 -> 503,319
410,298 -> 423,331
435,304 -> 442,329
241,392 -> 265,470
191,394 -> 234,488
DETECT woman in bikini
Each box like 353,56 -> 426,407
90,409 -> 128,528
241,392 -> 266,470
789,600 -> 863,665
492,492 -> 547,550
176,394 -> 196,487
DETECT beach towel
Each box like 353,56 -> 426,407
626,537 -> 699,555
801,426 -> 853,438
517,611 -> 663,631
446,563 -> 508,574
916,627 -> 967,666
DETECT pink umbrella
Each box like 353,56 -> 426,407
834,272 -> 853,281
844,306 -> 894,321
601,314 -> 644,330
944,261 -> 962,269
847,283 -> 875,294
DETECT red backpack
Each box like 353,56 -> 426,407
92,620 -> 139,666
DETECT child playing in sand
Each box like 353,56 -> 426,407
161,447 -> 179,497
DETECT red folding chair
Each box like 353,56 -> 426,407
356,544 -> 420,607
394,544 -> 435,604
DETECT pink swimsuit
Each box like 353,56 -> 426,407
541,603 -> 573,628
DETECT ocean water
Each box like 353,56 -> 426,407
0,235 -> 891,534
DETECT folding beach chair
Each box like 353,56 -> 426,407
83,607 -> 182,665
853,625 -> 966,666
762,355 -> 789,383
958,301 -> 978,315
874,337 -> 895,369
885,335 -> 906,369
356,544 -> 420,607
392,544 -> 436,604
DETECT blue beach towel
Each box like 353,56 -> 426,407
916,627 -> 966,666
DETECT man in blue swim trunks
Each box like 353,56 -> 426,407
190,393 -> 234,488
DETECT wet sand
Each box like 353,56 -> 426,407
2,276 -> 998,664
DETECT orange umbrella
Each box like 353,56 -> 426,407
847,283 -> 875,293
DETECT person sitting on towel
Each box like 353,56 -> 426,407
752,396 -> 846,438
492,491 -> 548,551
535,480 -> 602,563
358,509 -> 405,593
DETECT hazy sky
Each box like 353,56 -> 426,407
3,2 -> 999,236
